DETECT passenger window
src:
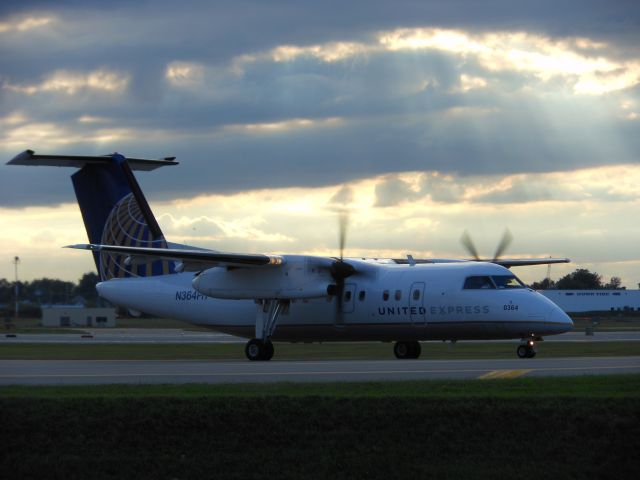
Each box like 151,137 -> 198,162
383,290 -> 389,301
413,289 -> 420,300
463,276 -> 495,289
395,290 -> 401,301
345,291 -> 352,301
358,291 -> 366,301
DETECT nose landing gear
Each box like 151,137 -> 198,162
517,339 -> 537,358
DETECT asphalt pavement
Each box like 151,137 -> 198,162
1,356 -> 638,385
2,329 -> 640,344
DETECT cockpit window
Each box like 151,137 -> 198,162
463,276 -> 495,289
492,275 -> 526,289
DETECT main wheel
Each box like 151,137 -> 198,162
409,341 -> 421,359
394,341 -> 410,359
245,338 -> 269,361
394,341 -> 421,359
517,345 -> 529,358
263,341 -> 275,361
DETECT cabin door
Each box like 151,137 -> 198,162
342,283 -> 356,314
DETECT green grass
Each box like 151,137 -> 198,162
2,377 -> 638,479
5,327 -> 88,334
1,374 -> 639,399
4,316 -> 211,330
110,316 -> 212,330
1,340 -> 638,360
1,387 -> 638,479
571,315 -> 640,331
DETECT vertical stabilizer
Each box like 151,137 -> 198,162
8,150 -> 177,280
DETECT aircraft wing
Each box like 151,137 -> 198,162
67,244 -> 569,270
489,258 -> 570,268
390,257 -> 570,268
66,244 -> 283,269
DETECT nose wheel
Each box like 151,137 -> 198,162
517,340 -> 537,358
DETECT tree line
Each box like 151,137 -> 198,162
0,272 -> 100,317
529,268 -> 623,290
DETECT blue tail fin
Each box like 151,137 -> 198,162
8,150 -> 178,280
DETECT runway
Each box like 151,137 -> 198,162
3,329 -> 640,344
1,356 -> 638,385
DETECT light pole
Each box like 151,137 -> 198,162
13,256 -> 20,321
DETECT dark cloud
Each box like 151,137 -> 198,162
373,173 -> 467,207
2,101 -> 639,207
2,1 -> 640,84
5,0 -> 640,44
474,181 -> 554,204
1,0 -> 639,207
374,177 -> 417,207
420,174 -> 466,203
329,185 -> 354,206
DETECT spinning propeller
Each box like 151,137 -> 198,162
329,211 -> 356,326
460,228 -> 513,263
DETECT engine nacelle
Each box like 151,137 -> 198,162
192,255 -> 332,300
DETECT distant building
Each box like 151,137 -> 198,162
539,290 -> 640,313
41,306 -> 116,327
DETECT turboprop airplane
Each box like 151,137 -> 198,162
8,150 -> 573,361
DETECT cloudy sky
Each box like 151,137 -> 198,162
1,0 -> 639,287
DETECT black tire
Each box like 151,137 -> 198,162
394,341 -> 410,359
517,345 -> 528,358
526,347 -> 537,358
410,341 -> 422,359
263,341 -> 275,361
245,339 -> 266,361
394,341 -> 420,359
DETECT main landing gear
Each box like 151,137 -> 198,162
245,299 -> 288,361
517,339 -> 537,358
245,338 -> 274,361
394,341 -> 421,359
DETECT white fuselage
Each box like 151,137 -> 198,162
96,261 -> 573,341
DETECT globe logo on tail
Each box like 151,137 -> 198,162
99,193 -> 173,279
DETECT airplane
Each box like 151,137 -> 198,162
8,149 -> 573,361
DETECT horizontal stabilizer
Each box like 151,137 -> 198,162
8,149 -> 178,171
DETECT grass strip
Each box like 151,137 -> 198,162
5,328 -> 88,334
1,374 -> 639,399
1,340 -> 638,360
1,394 -> 638,479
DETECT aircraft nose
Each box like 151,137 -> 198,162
547,306 -> 573,333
